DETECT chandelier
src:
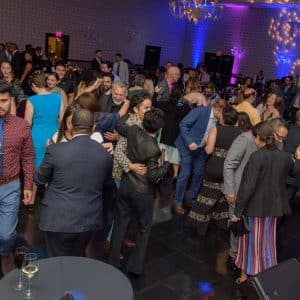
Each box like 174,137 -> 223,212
169,0 -> 223,24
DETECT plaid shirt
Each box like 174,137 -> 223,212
2,114 -> 34,190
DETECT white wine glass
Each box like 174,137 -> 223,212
22,253 -> 39,299
14,246 -> 29,291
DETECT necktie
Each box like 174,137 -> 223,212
116,62 -> 120,76
0,118 -> 4,178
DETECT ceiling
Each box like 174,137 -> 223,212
220,0 -> 300,7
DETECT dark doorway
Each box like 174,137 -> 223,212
144,45 -> 161,69
45,33 -> 70,63
204,52 -> 234,76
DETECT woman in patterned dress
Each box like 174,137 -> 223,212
186,107 -> 241,235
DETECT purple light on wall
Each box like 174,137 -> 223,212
228,6 -> 249,84
223,4 -> 248,9
231,47 -> 245,84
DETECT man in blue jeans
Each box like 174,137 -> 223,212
173,102 -> 222,215
0,81 -> 34,274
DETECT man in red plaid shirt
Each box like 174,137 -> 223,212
0,80 -> 34,274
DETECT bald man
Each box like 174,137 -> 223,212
234,88 -> 261,126
154,66 -> 181,102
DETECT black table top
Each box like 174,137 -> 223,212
0,256 -> 133,300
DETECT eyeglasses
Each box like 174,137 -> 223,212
274,131 -> 287,141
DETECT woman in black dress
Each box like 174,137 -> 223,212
187,107 -> 241,235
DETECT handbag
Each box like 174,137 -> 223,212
228,215 -> 250,236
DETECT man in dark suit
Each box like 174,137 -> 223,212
91,49 -> 103,71
8,43 -> 24,79
98,72 -> 114,102
35,109 -> 112,257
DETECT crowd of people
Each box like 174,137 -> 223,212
0,42 -> 300,287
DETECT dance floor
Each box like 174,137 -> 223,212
1,193 -> 300,300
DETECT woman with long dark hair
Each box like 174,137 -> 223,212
260,92 -> 283,121
153,83 -> 190,179
0,61 -> 22,115
232,122 -> 300,283
20,51 -> 35,96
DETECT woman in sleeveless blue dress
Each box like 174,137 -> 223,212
25,72 -> 62,167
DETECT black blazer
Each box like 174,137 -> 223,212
153,79 -> 170,102
35,135 -> 113,233
99,94 -> 121,114
11,51 -> 24,79
284,124 -> 300,187
153,98 -> 190,146
91,58 -> 102,71
234,147 -> 300,217
116,118 -> 170,194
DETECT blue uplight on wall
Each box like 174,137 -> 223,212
268,6 -> 300,78
191,22 -> 208,67
276,51 -> 295,78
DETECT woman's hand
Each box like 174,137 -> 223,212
86,78 -> 102,93
231,215 -> 240,222
154,85 -> 162,93
102,142 -> 113,154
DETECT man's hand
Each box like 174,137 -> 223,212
188,143 -> 198,151
129,163 -> 147,176
23,190 -> 33,205
104,131 -> 119,141
225,194 -> 236,204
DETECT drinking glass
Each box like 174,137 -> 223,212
22,253 -> 39,299
14,246 -> 28,291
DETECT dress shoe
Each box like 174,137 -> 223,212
172,176 -> 178,187
173,203 -> 185,215
1,254 -> 14,275
123,238 -> 136,248
183,199 -> 192,209
103,240 -> 110,251
126,271 -> 142,279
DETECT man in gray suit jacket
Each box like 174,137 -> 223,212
113,53 -> 129,86
223,130 -> 257,261
35,109 -> 113,257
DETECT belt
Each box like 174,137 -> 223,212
0,174 -> 19,185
